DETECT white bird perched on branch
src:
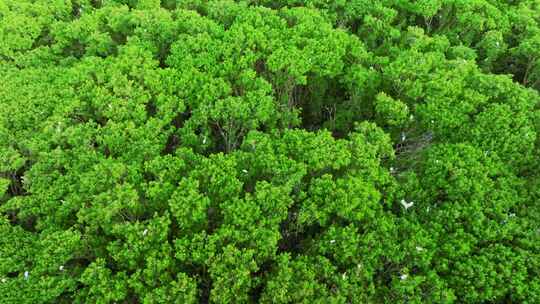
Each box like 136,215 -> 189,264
400,199 -> 414,209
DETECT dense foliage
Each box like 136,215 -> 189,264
1,0 -> 540,303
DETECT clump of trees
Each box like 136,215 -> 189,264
1,0 -> 540,303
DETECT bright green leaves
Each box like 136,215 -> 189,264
348,122 -> 394,175
470,102 -> 537,169
216,182 -> 292,261
395,143 -> 536,302
513,32 -> 540,89
238,131 -> 307,189
209,87 -> 276,152
399,0 -> 443,20
142,272 -> 198,304
252,182 -> 292,227
166,22 -> 279,150
278,129 -> 352,172
435,1 -> 508,46
477,30 -> 506,69
167,127 -> 394,301
0,178 -> 9,197
0,145 -> 26,173
299,175 -> 380,226
0,0 -> 72,60
191,153 -> 243,204
165,3 -> 368,149
107,213 -> 172,271
2,1 -> 540,303
0,220 -> 82,303
209,245 -> 259,303
406,143 -> 521,236
374,92 -> 409,127
143,152 -> 192,208
78,179 -> 144,233
269,7 -> 352,78
449,244 -> 529,302
78,258 -> 130,303
415,144 -> 510,205
384,44 -> 539,175
0,11 -> 42,58
51,6 -> 118,58
0,217 -> 36,278
260,254 -> 341,303
169,177 -> 210,233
